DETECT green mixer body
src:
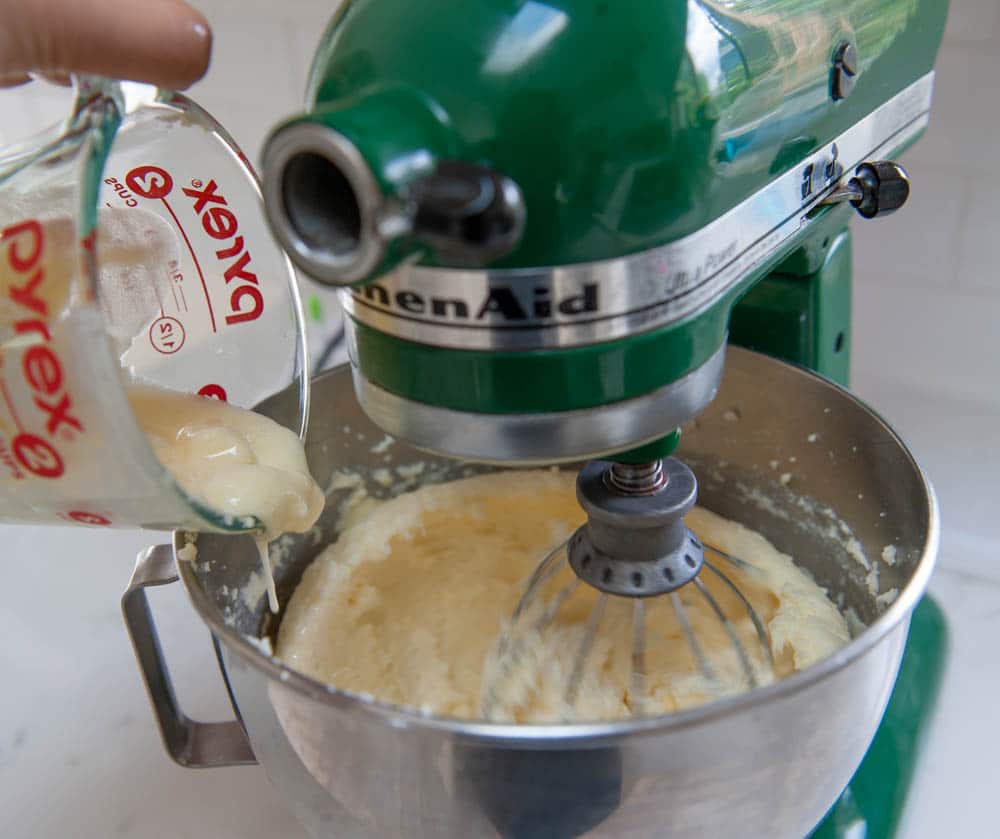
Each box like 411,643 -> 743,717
265,0 -> 947,464
305,0 -> 937,270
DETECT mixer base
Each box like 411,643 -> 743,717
809,595 -> 948,839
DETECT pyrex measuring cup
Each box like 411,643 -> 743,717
0,77 -> 308,531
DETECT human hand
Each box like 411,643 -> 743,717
0,0 -> 211,89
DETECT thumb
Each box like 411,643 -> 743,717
0,0 -> 212,89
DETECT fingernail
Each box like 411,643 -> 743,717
171,10 -> 213,88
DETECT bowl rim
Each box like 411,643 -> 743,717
176,350 -> 940,746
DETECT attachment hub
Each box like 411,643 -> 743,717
568,458 -> 704,597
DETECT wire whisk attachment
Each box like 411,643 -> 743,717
481,458 -> 775,722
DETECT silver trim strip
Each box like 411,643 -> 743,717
342,72 -> 934,350
351,343 -> 726,464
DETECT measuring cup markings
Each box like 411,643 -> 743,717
104,163 -> 275,383
167,259 -> 189,314
109,164 -> 218,337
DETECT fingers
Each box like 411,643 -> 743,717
0,0 -> 212,89
37,71 -> 73,87
0,72 -> 32,88
0,72 -> 71,90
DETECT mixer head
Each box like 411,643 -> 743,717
261,1 -> 929,468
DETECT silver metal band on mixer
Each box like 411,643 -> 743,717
341,72 -> 934,351
349,342 -> 726,464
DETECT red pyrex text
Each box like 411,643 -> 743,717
183,178 -> 264,325
1,219 -> 84,479
124,165 -> 266,327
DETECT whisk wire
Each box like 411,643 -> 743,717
511,538 -> 570,624
631,600 -> 646,715
565,593 -> 607,706
703,559 -> 773,668
692,576 -> 758,689
704,543 -> 763,577
542,578 -> 580,629
670,591 -> 718,689
482,540 -> 572,718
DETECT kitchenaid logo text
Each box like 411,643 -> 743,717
123,165 -> 264,326
0,220 -> 84,479
354,282 -> 598,322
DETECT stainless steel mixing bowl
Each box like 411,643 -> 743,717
123,347 -> 938,838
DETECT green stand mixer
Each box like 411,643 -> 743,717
256,1 -> 948,835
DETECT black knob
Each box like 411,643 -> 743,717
850,161 -> 910,219
410,160 -> 525,266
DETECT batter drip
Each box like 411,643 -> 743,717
129,385 -> 325,609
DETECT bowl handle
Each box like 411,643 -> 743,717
121,543 -> 257,768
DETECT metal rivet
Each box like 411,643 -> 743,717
832,41 -> 858,101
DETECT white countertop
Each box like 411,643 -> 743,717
2,1 -> 999,836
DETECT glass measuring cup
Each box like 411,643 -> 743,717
0,77 -> 309,531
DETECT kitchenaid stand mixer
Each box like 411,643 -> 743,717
258,0 -> 949,834
120,2 -> 948,837
266,0 -> 941,747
